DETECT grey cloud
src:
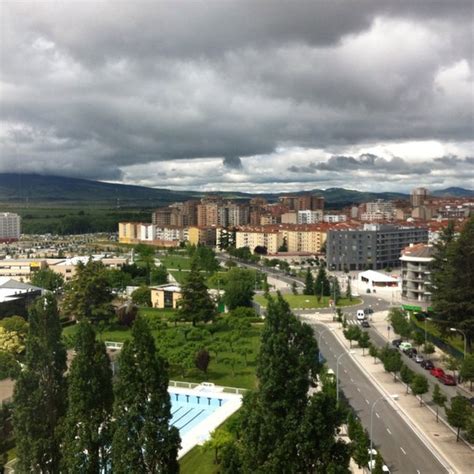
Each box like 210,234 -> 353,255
0,1 -> 473,189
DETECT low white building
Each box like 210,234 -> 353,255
358,270 -> 399,288
297,210 -> 323,224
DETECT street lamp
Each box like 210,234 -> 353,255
370,394 -> 399,467
336,350 -> 355,404
450,327 -> 467,358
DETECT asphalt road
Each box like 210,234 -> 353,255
308,321 -> 448,474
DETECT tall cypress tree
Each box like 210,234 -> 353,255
314,265 -> 331,298
62,322 -> 114,473
303,268 -> 314,295
12,294 -> 67,473
178,260 -> 216,326
112,317 -> 180,473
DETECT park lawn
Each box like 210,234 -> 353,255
254,293 -> 361,309
138,307 -> 177,319
160,255 -> 193,270
63,322 -> 262,390
168,270 -> 188,284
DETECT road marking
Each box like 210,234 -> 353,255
375,412 -> 380,419
357,387 -> 361,392
386,428 -> 392,435
365,399 -> 370,405
350,378 -> 354,382
344,369 -> 347,374
400,447 -> 407,455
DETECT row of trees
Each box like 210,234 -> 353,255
347,325 -> 474,443
12,294 -> 180,472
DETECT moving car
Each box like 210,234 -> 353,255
430,367 -> 445,378
361,320 -> 370,328
439,374 -> 456,386
421,360 -> 434,370
356,309 -> 366,321
392,339 -> 403,348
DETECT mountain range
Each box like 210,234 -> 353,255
0,173 -> 473,208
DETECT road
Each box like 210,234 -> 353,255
307,321 -> 448,473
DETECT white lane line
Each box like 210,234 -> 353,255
375,412 -> 380,419
350,378 -> 354,382
387,428 -> 392,435
357,387 -> 361,392
344,369 -> 347,374
400,447 -> 407,455
365,399 -> 370,405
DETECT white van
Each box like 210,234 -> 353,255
356,309 -> 366,321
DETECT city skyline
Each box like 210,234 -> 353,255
1,1 -> 473,192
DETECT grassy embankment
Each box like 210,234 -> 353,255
254,293 -> 362,309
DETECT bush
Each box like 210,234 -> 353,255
115,303 -> 138,327
131,286 -> 152,307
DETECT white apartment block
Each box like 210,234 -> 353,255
140,224 -> 187,243
323,214 -> 347,223
297,210 -> 323,224
0,213 -> 21,241
361,200 -> 394,221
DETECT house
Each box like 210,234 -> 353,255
151,284 -> 182,309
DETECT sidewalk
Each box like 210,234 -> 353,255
309,313 -> 473,474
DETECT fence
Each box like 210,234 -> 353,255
169,380 -> 248,395
411,325 -> 464,360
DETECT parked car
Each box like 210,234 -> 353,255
361,320 -> 370,328
399,342 -> 412,351
404,348 -> 418,358
430,367 -> 446,378
356,309 -> 366,321
368,460 -> 390,473
439,374 -> 457,386
392,339 -> 403,348
421,360 -> 434,370
414,354 -> 424,364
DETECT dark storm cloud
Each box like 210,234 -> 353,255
0,1 -> 473,189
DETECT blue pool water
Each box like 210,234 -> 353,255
169,391 -> 227,435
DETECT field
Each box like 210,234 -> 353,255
159,255 -> 193,270
254,293 -> 361,309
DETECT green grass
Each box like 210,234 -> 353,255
63,321 -> 262,390
168,270 -> 188,284
180,411 -> 240,474
160,255 -> 193,270
410,316 -> 465,354
138,307 -> 177,318
254,293 -> 361,309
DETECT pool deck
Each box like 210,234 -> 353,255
170,385 -> 243,458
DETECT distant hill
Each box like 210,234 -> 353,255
1,173 -> 471,208
431,187 -> 474,198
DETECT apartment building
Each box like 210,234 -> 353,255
323,214 -> 347,223
400,243 -> 434,309
326,223 -> 429,271
281,212 -> 297,224
119,222 -> 186,246
0,213 -> 21,242
235,228 -> 281,254
188,226 -> 217,246
411,187 -> 429,207
361,200 -> 395,221
283,227 -> 326,253
0,258 -> 48,281
297,210 -> 323,224
118,222 -> 141,244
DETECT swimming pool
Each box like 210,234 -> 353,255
170,391 -> 228,436
168,386 -> 242,458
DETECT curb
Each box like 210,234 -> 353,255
328,325 -> 455,474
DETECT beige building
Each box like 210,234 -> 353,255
151,284 -> 182,309
188,226 -> 217,246
49,256 -> 127,282
281,212 -> 297,224
0,258 -> 48,281
118,222 -> 141,244
235,228 -> 281,253
283,228 -> 327,253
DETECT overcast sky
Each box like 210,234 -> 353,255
1,1 -> 473,193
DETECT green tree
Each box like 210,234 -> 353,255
432,383 -> 447,423
412,330 -> 425,349
372,452 -> 385,474
358,331 -> 370,355
352,426 -> 370,469
0,403 -> 11,471
134,243 -> 156,283
400,364 -> 414,394
314,265 -> 331,298
446,395 -> 471,441
346,277 -> 352,301
460,353 -> 474,390
193,245 -> 220,273
223,267 -> 255,309
63,260 -> 114,323
343,325 -> 361,348
203,427 -> 233,464
369,343 -> 379,364
238,293 -> 339,472
443,355 -> 460,378
62,322 -> 114,472
331,277 -> 341,304
303,268 -> 314,295
112,317 -> 180,472
150,265 -> 169,285
0,351 -> 20,379
431,218 -> 474,352
30,267 -> 64,292
291,281 -> 298,295
195,348 -> 211,374
131,285 -> 152,307
388,308 -> 411,339
178,261 -> 216,326
13,294 -> 67,473
106,268 -> 132,292
410,374 -> 429,406
423,342 -> 435,357
382,349 -> 403,381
